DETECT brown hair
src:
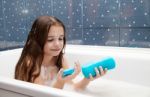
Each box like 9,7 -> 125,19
15,16 -> 66,82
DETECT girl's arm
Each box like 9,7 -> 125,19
58,55 -> 107,90
61,56 -> 92,90
52,69 -> 65,89
73,78 -> 90,90
53,55 -> 80,89
61,56 -> 89,90
73,66 -> 107,90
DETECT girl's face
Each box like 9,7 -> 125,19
43,25 -> 64,57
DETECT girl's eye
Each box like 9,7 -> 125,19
47,39 -> 53,42
59,37 -> 64,41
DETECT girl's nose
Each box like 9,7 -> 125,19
54,40 -> 60,46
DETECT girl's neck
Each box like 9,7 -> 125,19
42,55 -> 56,67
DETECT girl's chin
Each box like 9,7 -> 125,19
52,52 -> 61,56
46,50 -> 61,56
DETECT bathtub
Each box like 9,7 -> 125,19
0,44 -> 150,97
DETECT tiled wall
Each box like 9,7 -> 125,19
0,0 -> 150,50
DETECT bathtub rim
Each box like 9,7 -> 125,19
0,76 -> 92,97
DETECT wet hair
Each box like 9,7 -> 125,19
15,16 -> 66,82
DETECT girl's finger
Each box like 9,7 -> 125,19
95,67 -> 100,78
99,66 -> 104,76
104,68 -> 107,74
89,73 -> 94,81
74,62 -> 81,75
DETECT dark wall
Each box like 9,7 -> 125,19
0,0 -> 150,50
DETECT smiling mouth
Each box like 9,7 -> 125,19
51,49 -> 61,51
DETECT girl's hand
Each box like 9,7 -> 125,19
73,66 -> 107,90
87,66 -> 107,81
56,62 -> 81,83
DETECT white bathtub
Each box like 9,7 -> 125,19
0,45 -> 150,97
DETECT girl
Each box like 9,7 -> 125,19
15,16 -> 107,90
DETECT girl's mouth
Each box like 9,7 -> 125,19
51,49 -> 61,51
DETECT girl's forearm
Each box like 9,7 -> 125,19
74,78 -> 90,90
53,80 -> 65,89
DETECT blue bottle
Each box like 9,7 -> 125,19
63,57 -> 116,78
82,57 -> 116,78
63,68 -> 74,77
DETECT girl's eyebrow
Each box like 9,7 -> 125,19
48,35 -> 64,38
